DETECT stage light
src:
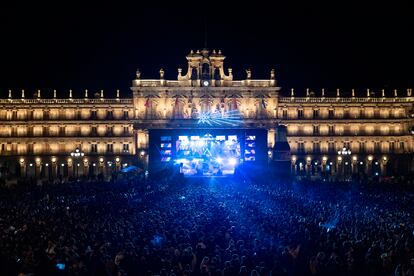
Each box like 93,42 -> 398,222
216,157 -> 223,164
228,158 -> 237,166
99,157 -> 104,162
360,161 -> 364,165
61,164 -> 65,167
92,163 -> 96,167
29,163 -> 33,167
197,110 -> 242,126
115,157 -> 120,162
19,158 -> 25,163
45,163 -> 49,167
196,140 -> 204,147
51,157 -> 56,163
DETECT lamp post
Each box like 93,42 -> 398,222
70,147 -> 84,178
337,147 -> 351,180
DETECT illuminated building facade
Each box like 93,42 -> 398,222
0,49 -> 413,180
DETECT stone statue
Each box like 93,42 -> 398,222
159,68 -> 165,79
136,69 -> 141,79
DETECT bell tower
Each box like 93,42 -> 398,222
177,49 -> 233,86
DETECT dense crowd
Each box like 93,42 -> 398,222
1,172 -> 414,275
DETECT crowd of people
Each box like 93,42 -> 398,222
1,171 -> 414,275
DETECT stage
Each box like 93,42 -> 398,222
148,128 -> 268,177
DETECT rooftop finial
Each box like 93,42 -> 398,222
367,89 -> 370,97
336,88 -> 340,97
21,89 -> 25,98
136,69 -> 141,79
306,88 -> 310,97
116,89 -> 120,98
321,88 -> 325,97
408,88 -> 412,97
69,89 -> 72,98
270,69 -> 275,80
382,89 -> 385,97
291,88 -> 295,97
53,89 -> 57,98
85,89 -> 88,98
8,89 -> 12,99
100,89 -> 104,98
394,89 -> 397,97
37,89 -> 41,98
159,68 -> 165,79
246,69 -> 251,79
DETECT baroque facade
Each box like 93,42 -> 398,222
1,49 -> 413,179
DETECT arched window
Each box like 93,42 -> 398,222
214,68 -> 220,80
201,63 -> 210,80
190,68 -> 198,80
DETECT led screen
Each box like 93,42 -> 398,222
174,133 -> 241,176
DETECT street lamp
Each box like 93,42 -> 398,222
337,147 -> 352,179
337,147 -> 351,156
70,147 -> 85,177
70,147 -> 85,157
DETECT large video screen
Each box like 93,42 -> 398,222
174,133 -> 241,176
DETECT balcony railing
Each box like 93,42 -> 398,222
0,98 -> 132,104
279,97 -> 413,103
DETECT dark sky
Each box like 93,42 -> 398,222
0,2 -> 412,98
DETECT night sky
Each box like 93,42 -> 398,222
0,2 -> 412,98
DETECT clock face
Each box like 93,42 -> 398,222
203,80 -> 209,87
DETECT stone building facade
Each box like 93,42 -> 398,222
1,49 -> 413,179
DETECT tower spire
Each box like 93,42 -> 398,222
203,16 -> 208,49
